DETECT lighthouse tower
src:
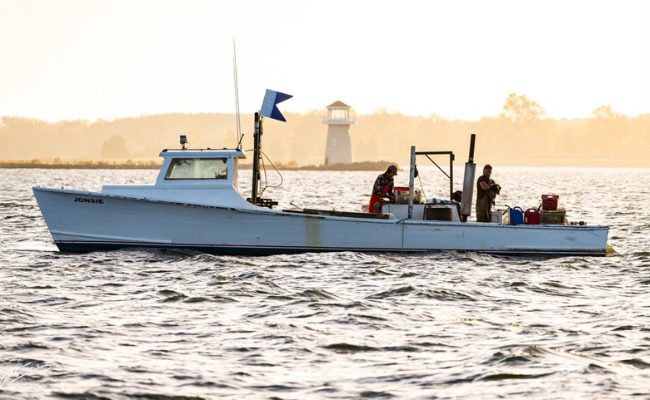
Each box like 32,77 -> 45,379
323,100 -> 355,165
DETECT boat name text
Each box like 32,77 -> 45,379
74,197 -> 104,204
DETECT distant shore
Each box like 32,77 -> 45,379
1,158 -> 649,169
0,160 -> 399,171
0,160 -> 162,169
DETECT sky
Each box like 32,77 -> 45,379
0,0 -> 648,122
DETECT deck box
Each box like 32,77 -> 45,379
540,209 -> 566,224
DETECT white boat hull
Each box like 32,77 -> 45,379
33,187 -> 609,256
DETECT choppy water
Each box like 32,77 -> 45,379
1,167 -> 650,399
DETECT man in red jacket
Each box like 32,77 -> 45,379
368,165 -> 397,213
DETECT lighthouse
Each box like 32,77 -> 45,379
323,100 -> 355,165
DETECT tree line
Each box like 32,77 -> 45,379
1,94 -> 648,167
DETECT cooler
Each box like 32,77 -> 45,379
542,194 -> 559,211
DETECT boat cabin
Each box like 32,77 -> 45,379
155,148 -> 245,188
101,148 -> 253,209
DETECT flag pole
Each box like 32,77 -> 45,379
250,89 -> 292,207
251,112 -> 262,205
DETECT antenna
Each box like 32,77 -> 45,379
232,39 -> 242,148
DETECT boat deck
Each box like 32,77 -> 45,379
283,208 -> 391,219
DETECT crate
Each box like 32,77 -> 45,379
394,186 -> 409,204
540,209 -> 566,224
394,187 -> 423,204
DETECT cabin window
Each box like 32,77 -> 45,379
165,158 -> 228,180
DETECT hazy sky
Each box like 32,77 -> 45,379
1,0 -> 647,121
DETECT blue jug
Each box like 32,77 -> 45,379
509,206 -> 524,225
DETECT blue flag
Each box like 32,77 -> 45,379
260,89 -> 292,122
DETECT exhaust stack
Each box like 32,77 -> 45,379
460,134 -> 476,222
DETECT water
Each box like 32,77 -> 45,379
1,167 -> 650,399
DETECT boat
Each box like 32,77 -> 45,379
33,90 -> 609,256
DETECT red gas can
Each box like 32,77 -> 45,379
525,208 -> 540,224
542,194 -> 559,211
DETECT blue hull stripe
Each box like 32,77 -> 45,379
54,240 -> 606,257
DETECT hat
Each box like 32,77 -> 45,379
388,165 -> 398,174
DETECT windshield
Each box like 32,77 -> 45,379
165,158 -> 228,180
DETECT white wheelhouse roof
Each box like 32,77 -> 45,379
159,148 -> 246,159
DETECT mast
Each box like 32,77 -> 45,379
460,134 -> 477,222
408,146 -> 416,219
232,40 -> 242,148
251,112 -> 262,205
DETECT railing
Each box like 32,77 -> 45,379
321,118 -> 357,125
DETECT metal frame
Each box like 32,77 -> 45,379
408,146 -> 455,219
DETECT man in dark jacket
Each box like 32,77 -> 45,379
476,164 -> 500,222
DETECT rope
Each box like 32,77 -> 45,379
418,173 -> 428,202
243,148 -> 283,197
258,151 -> 283,197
